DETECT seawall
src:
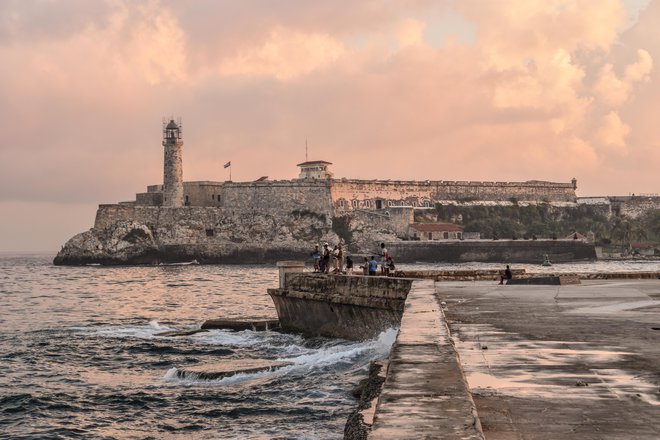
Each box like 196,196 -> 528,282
268,263 -> 413,340
368,280 -> 484,439
386,239 -> 597,263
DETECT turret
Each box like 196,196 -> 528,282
162,119 -> 184,207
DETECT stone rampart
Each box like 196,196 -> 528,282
331,179 -> 576,212
612,196 -> 660,219
221,180 -> 334,216
182,181 -> 225,207
347,207 -> 414,238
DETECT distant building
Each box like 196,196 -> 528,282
630,242 -> 657,257
409,223 -> 463,241
565,231 -> 587,241
297,160 -> 333,180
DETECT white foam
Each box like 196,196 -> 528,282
275,328 -> 399,372
162,328 -> 400,387
70,321 -> 175,339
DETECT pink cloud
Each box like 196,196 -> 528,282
1,0 -> 659,250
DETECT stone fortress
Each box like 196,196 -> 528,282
54,120 -> 659,265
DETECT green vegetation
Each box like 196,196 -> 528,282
428,204 -> 660,246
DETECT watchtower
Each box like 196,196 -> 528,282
297,160 -> 333,180
162,118 -> 184,207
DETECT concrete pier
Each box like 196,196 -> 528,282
438,280 -> 660,439
370,280 -> 484,439
370,279 -> 660,439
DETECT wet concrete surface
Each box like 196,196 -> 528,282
437,280 -> 660,439
370,280 -> 484,439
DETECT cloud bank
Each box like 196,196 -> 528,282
0,0 -> 658,250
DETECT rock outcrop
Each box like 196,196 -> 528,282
54,210 -> 349,265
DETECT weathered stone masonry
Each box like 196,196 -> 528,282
54,122 -> 606,265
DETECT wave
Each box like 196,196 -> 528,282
70,320 -> 177,339
163,328 -> 398,386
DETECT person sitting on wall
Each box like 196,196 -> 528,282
386,256 -> 396,275
368,256 -> 378,276
499,265 -> 513,285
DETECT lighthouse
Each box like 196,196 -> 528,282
162,119 -> 184,207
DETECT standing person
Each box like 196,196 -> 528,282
345,255 -> 354,275
360,257 -> 369,275
336,245 -> 344,274
499,265 -> 513,284
332,245 -> 339,273
310,245 -> 320,272
320,243 -> 330,273
368,256 -> 378,276
379,243 -> 388,275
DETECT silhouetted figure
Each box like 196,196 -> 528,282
499,265 -> 513,285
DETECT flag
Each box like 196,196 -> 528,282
224,161 -> 231,168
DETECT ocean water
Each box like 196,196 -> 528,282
0,254 -> 397,439
2,254 -> 658,439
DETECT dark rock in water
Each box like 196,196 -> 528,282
175,359 -> 292,381
200,318 -> 280,331
154,329 -> 208,337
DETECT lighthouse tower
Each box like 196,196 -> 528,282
162,119 -> 184,207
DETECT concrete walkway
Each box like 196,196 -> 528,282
370,280 -> 485,439
438,280 -> 660,440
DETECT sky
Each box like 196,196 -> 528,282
1,0 -> 659,252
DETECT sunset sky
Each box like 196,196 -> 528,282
1,0 -> 659,251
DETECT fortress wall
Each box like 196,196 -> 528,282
348,208 -> 414,237
433,181 -> 576,202
330,180 -> 577,212
136,192 -> 162,206
612,197 -> 660,219
220,181 -> 334,217
94,205 -> 188,230
182,181 -> 225,207
331,181 -> 435,210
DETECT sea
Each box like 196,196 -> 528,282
1,253 -> 659,439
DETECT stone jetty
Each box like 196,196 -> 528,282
268,261 -> 413,340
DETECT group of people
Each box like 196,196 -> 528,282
311,243 -> 353,274
310,242 -> 395,276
